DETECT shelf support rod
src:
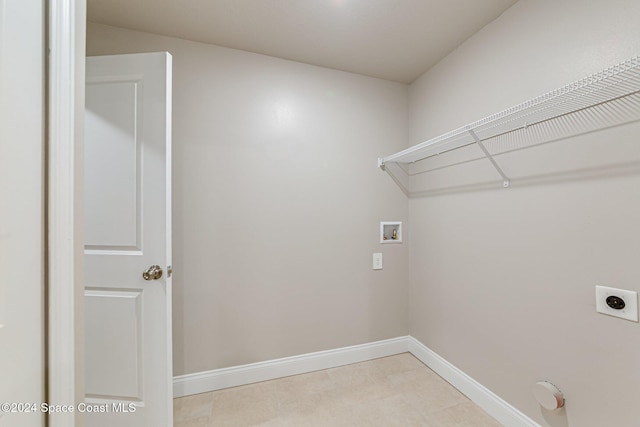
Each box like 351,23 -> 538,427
468,129 -> 510,188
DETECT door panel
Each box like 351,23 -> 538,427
84,52 -> 173,427
85,289 -> 143,400
85,80 -> 141,251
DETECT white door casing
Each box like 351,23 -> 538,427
47,1 -> 85,426
84,52 -> 172,427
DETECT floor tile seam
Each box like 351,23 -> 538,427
423,400 -> 503,426
348,389 -> 432,424
173,401 -> 214,424
207,393 -> 215,424
400,385 -> 472,418
390,384 -> 438,421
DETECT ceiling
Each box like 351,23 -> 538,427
87,0 -> 518,84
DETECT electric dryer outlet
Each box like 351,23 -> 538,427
595,285 -> 638,322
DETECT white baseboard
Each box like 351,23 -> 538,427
407,336 -> 539,427
174,335 -> 539,427
173,336 -> 409,398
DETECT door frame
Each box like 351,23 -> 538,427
48,1 -> 86,426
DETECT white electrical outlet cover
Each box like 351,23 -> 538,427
595,286 -> 638,322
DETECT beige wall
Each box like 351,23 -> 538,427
408,1 -> 640,426
87,23 -> 409,376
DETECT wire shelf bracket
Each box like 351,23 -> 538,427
468,128 -> 510,188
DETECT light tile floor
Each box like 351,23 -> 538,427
173,353 -> 503,427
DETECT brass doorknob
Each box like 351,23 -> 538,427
142,265 -> 163,281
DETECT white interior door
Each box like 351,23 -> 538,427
84,52 -> 173,427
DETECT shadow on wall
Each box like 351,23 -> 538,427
406,159 -> 640,198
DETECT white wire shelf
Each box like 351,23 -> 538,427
378,56 -> 640,190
